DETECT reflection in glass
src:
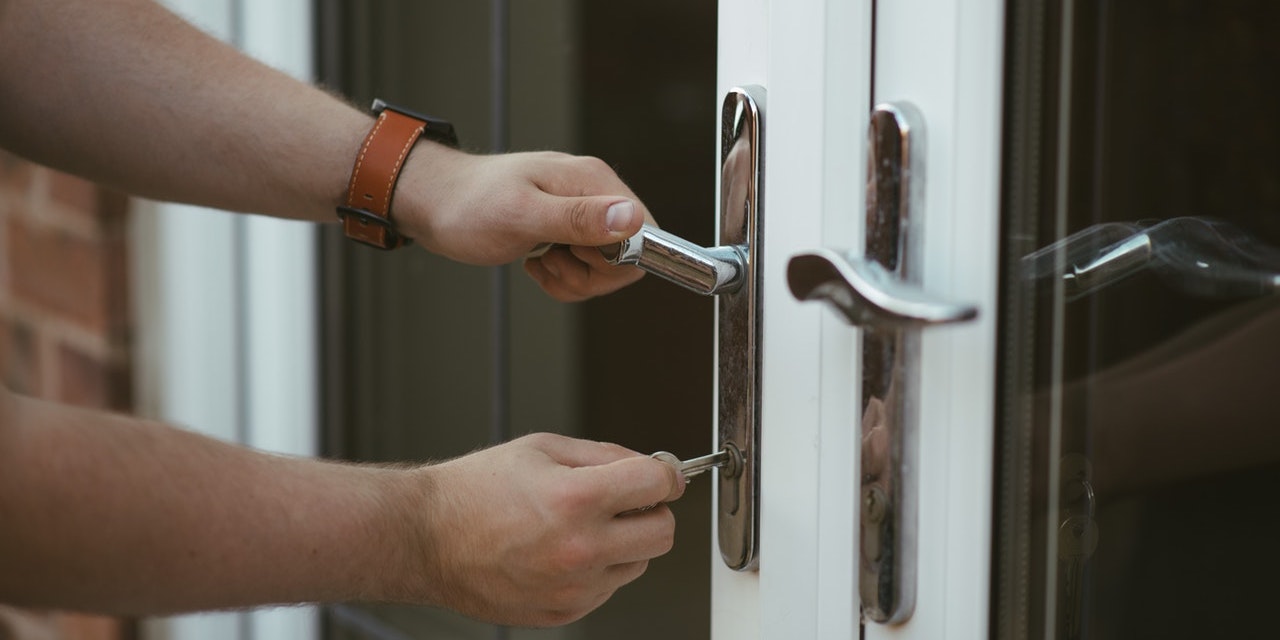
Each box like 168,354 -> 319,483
995,1 -> 1280,639
1022,217 -> 1280,300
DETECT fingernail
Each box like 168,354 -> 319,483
605,200 -> 636,233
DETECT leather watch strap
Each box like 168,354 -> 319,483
338,100 -> 457,250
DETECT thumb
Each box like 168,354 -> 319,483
544,196 -> 645,247
589,455 -> 686,514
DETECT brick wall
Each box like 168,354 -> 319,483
0,150 -> 133,640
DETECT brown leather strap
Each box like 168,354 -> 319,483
340,109 -> 426,249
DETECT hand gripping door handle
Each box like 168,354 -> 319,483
786,102 -> 976,624
601,86 -> 765,571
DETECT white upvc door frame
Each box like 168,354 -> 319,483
712,1 -> 871,639
868,1 -> 1004,638
712,1 -> 1006,639
132,2 -> 318,640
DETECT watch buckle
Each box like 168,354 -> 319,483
336,205 -> 411,250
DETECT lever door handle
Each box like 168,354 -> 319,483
601,224 -> 746,296
787,248 -> 976,328
785,102 -> 975,624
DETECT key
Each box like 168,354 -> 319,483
651,445 -> 742,479
622,447 -> 744,516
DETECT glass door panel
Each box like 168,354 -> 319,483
317,1 -> 717,639
995,2 -> 1280,638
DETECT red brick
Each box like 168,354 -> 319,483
46,171 -> 130,229
6,217 -> 126,335
58,613 -> 131,640
106,231 -> 131,335
0,606 -> 60,640
56,343 -> 131,411
0,151 -> 34,193
0,605 -> 132,639
46,171 -> 98,216
1,315 -> 43,396
0,160 -> 134,640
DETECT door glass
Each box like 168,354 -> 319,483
316,1 -> 717,639
995,2 -> 1280,638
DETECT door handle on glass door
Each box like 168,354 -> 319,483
785,102 -> 976,624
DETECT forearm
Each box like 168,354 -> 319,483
0,0 -> 650,300
0,390 -> 424,614
0,0 -> 367,222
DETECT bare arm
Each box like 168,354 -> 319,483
0,386 -> 684,625
0,0 -> 362,222
0,0 -> 682,622
0,0 -> 649,300
0,390 -> 419,612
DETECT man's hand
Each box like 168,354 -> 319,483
0,390 -> 685,620
403,433 -> 684,627
0,0 -> 653,302
396,147 -> 654,301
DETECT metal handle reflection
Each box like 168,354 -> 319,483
600,224 -> 745,296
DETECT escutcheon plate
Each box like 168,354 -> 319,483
716,86 -> 764,571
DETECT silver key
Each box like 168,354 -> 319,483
651,445 -> 742,479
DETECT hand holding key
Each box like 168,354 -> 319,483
407,433 -> 683,627
650,444 -> 743,480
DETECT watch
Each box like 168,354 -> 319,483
337,99 -> 458,250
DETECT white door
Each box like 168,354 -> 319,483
712,0 -> 1004,637
714,0 -> 1280,638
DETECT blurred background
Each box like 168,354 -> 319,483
317,2 -> 717,639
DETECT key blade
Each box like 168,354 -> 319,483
680,450 -> 732,478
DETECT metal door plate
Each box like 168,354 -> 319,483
860,102 -> 924,623
717,86 -> 764,571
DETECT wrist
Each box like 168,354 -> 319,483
328,112 -> 379,212
362,465 -> 442,604
392,141 -> 473,252
337,100 -> 459,250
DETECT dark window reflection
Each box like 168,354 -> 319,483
996,2 -> 1280,639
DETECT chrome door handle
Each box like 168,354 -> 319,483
787,247 -> 976,328
602,86 -> 765,571
786,102 -> 975,624
601,224 -> 745,296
